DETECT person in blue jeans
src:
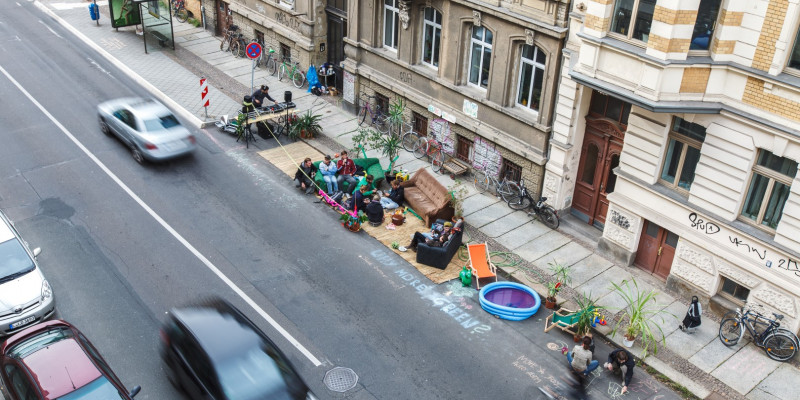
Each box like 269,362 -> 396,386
318,155 -> 339,194
567,336 -> 598,376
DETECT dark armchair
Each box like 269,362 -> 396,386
416,219 -> 464,270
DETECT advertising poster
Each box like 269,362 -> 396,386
109,0 -> 142,28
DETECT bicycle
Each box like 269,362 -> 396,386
219,25 -> 240,52
171,0 -> 188,23
256,46 -> 278,75
412,135 -> 446,173
472,167 -> 521,202
719,303 -> 797,361
400,125 -> 419,152
357,94 -> 389,134
278,58 -> 306,88
231,34 -> 249,58
506,179 -> 560,229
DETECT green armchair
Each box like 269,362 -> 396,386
312,157 -> 385,193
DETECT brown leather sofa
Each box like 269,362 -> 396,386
401,168 -> 454,227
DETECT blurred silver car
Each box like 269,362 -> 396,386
0,210 -> 55,337
97,98 -> 196,164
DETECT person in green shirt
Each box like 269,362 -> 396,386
352,174 -> 375,196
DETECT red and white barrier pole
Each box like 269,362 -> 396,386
200,77 -> 209,119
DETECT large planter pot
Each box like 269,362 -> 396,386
300,129 -> 314,139
622,334 -> 635,348
544,297 -> 558,310
342,220 -> 362,232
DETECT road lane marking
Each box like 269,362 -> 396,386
0,65 -> 323,367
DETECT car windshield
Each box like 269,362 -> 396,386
142,114 -> 180,132
8,328 -> 71,359
217,346 -> 300,400
0,238 -> 35,284
56,376 -> 126,400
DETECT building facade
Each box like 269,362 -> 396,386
544,0 -> 800,331
341,0 -> 570,190
201,0 -> 342,75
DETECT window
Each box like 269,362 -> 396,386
610,0 -> 656,43
456,136 -> 473,162
280,43 -> 291,62
412,112 -> 428,136
375,93 -> 390,115
5,364 -> 37,400
719,276 -> 750,303
788,31 -> 800,70
280,0 -> 294,9
588,91 -> 631,126
500,159 -> 522,183
741,150 -> 798,230
383,0 -> 399,50
517,44 -> 546,112
421,8 -> 442,68
327,0 -> 347,13
660,117 -> 706,193
469,26 -> 492,88
690,0 -> 721,51
254,30 -> 264,46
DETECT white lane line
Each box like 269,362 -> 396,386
0,64 -> 323,367
39,20 -> 63,38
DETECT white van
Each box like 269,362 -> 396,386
0,211 -> 55,336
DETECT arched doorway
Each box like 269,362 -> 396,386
572,117 -> 625,228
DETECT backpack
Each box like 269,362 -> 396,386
329,191 -> 344,205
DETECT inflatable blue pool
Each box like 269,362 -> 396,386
479,282 -> 541,321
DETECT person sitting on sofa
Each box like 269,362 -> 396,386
336,150 -> 359,192
318,155 -> 340,195
294,157 -> 316,195
352,174 -> 375,196
365,194 -> 384,226
381,179 -> 404,209
408,221 -> 452,252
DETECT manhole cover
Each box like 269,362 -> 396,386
323,367 -> 358,392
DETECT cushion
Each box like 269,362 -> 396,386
404,187 -> 436,214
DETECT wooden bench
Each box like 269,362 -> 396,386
442,156 -> 470,176
150,31 -> 169,47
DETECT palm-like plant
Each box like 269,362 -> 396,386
546,260 -> 572,302
574,291 -> 603,337
289,111 -> 323,140
609,278 -> 674,358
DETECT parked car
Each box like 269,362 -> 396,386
0,210 -> 55,337
160,298 -> 316,400
97,97 -> 196,164
0,319 -> 141,399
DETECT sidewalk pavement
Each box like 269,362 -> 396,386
44,2 -> 799,399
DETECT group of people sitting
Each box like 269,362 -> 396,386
566,336 -> 635,394
406,220 -> 455,251
293,151 -> 406,226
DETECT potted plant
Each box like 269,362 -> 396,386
384,98 -> 407,137
339,210 -> 368,232
609,278 -> 673,357
350,127 -> 403,174
448,180 -> 469,222
289,111 -> 323,140
545,260 -> 571,309
573,291 -> 603,342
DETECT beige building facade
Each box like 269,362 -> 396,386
544,0 -> 800,331
341,0 -> 570,190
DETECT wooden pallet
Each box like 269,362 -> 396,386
442,156 -> 470,176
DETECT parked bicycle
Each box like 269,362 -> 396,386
412,135 -> 445,173
256,46 -> 278,75
171,0 -> 188,23
220,25 -> 240,52
357,94 -> 389,134
400,125 -> 420,152
472,167 -> 521,202
278,57 -> 306,88
231,34 -> 249,58
506,179 -> 559,229
719,303 -> 797,361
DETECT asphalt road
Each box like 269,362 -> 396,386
0,2 -> 682,400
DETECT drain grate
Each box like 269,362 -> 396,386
323,367 -> 358,392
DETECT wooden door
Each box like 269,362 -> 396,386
573,118 -> 625,227
215,1 -> 229,36
634,220 -> 678,280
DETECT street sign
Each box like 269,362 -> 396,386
200,78 -> 209,107
246,42 -> 262,60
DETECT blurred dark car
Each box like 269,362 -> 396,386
160,298 -> 316,400
0,320 -> 141,400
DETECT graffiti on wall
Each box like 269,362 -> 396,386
343,70 -> 354,104
275,12 -> 301,30
472,137 -> 502,178
429,119 -> 454,155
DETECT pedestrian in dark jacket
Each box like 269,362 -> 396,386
679,296 -> 702,332
294,157 -> 316,194
605,349 -> 635,394
349,185 -> 369,212
252,85 -> 277,108
365,195 -> 384,226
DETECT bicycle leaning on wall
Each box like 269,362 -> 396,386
718,302 -> 798,361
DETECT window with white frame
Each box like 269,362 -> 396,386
740,150 -> 798,231
659,117 -> 706,194
610,0 -> 655,43
469,26 -> 492,88
517,44 -> 546,112
421,7 -> 442,68
383,0 -> 399,50
280,0 -> 295,10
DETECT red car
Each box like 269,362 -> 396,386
0,320 -> 141,400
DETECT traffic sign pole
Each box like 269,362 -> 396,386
246,42 -> 262,98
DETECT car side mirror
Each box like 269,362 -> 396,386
33,248 -> 42,257
129,386 -> 141,398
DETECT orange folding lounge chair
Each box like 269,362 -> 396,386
467,242 -> 497,289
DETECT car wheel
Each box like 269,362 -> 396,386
131,147 -> 145,164
99,116 -> 111,136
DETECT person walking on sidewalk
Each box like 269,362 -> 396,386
336,151 -> 358,192
678,295 -> 702,333
318,155 -> 340,194
605,349 -> 635,394
567,336 -> 599,376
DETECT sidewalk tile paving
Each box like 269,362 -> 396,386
44,3 -> 800,399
